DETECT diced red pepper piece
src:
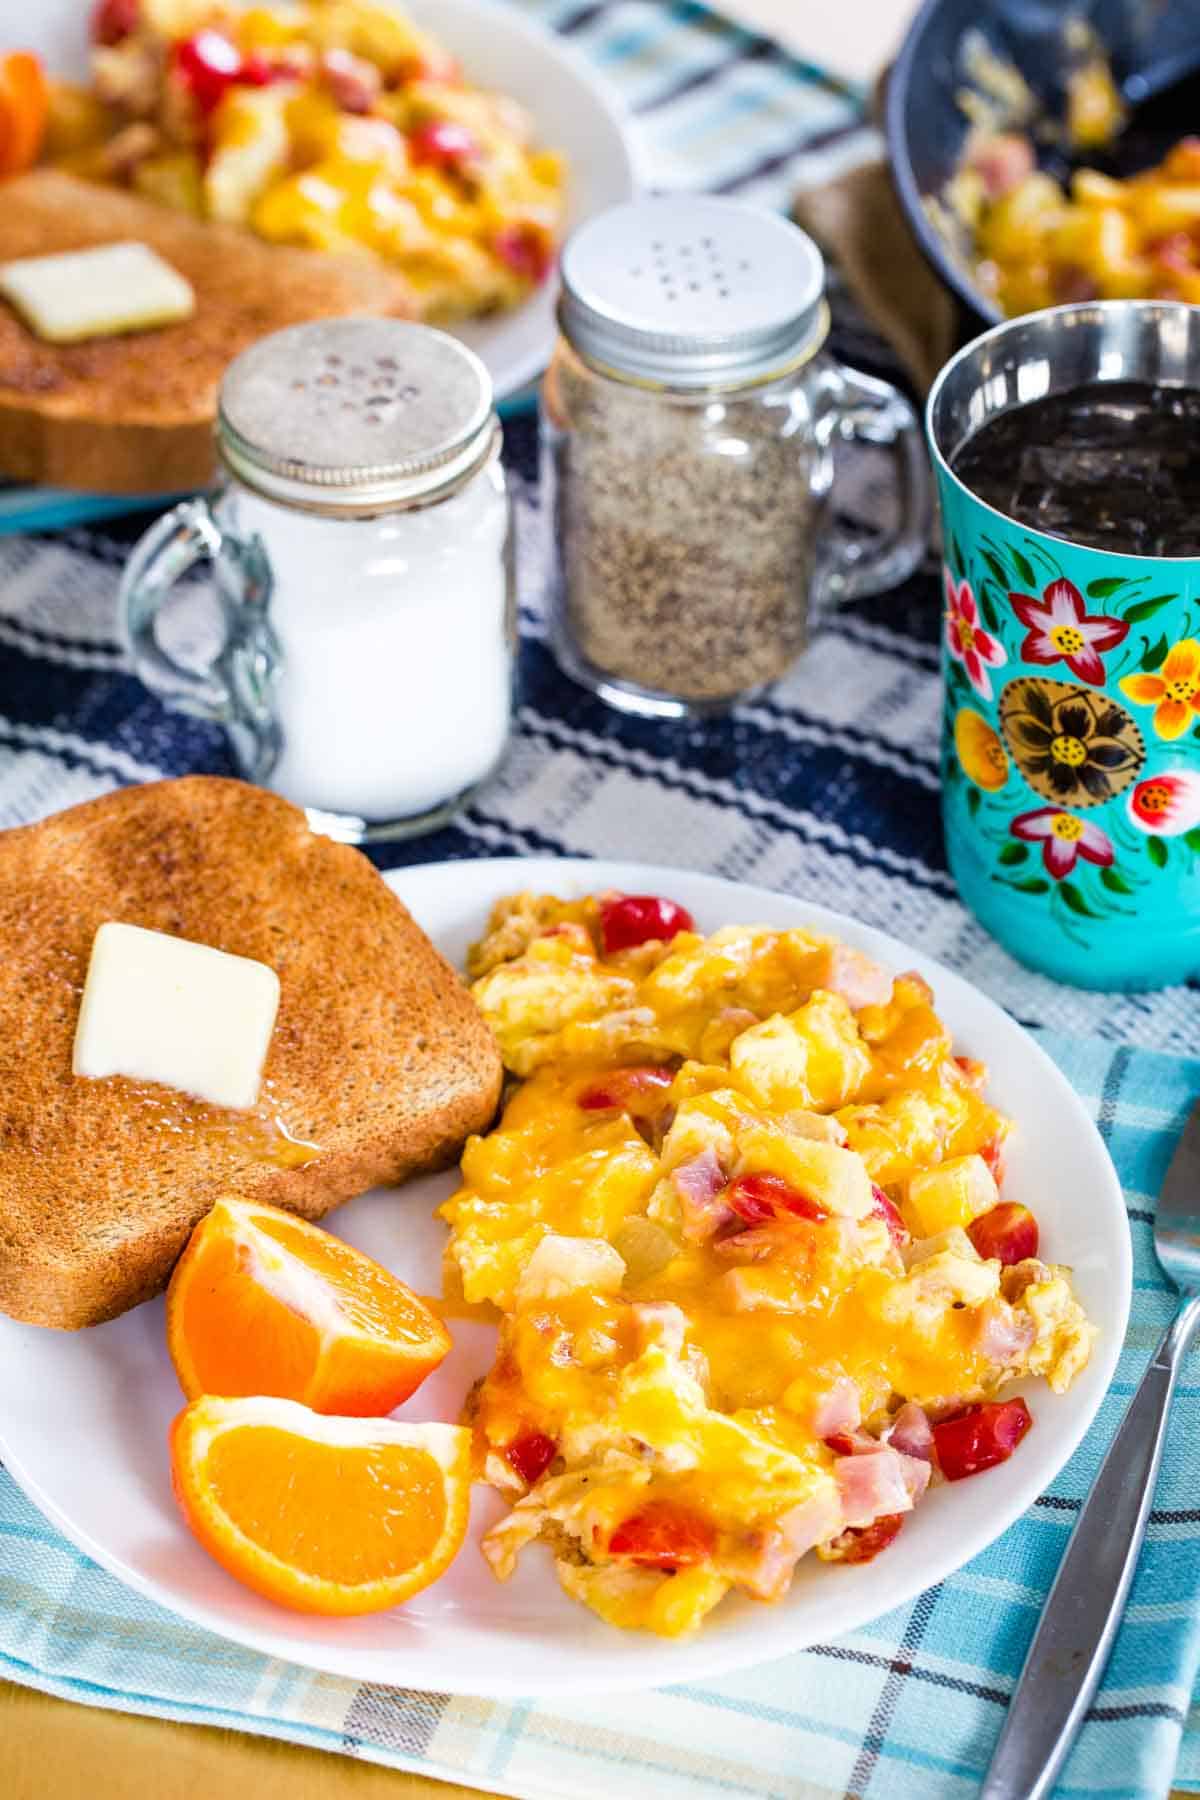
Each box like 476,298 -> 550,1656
239,50 -> 286,88
724,1171 -> 829,1227
504,1429 -> 557,1487
932,1398 -> 1032,1481
408,119 -> 480,171
870,1184 -> 909,1248
91,0 -> 139,45
607,1501 -> 716,1571
968,1201 -> 1039,1267
493,221 -> 556,285
823,1512 -> 905,1564
577,1065 -> 674,1114
822,1431 -> 859,1457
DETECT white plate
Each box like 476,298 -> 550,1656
11,0 -> 638,403
0,859 -> 1131,1697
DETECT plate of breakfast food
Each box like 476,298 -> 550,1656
0,0 -> 636,491
0,779 -> 1130,1696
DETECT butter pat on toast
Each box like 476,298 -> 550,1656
0,777 -> 502,1330
0,170 -> 415,494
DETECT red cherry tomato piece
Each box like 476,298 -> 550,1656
968,1201 -> 1039,1267
980,1133 -> 1007,1185
932,1398 -> 1032,1481
504,1430 -> 557,1488
599,893 -> 695,955
492,222 -> 556,284
577,1065 -> 674,1114
607,1501 -> 716,1571
175,30 -> 245,113
408,119 -> 480,170
825,1513 -> 905,1564
91,0 -> 140,45
870,1184 -> 909,1248
724,1171 -> 828,1227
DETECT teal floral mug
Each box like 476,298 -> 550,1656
927,301 -> 1200,991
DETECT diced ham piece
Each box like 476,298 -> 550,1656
966,130 -> 1036,199
833,1445 -> 916,1528
671,1149 -> 733,1242
730,1482 -> 845,1599
972,1297 -> 1037,1366
814,942 -> 894,1011
320,48 -> 381,112
871,1184 -> 909,1249
884,1402 -> 934,1463
811,1377 -> 862,1442
712,1225 -> 780,1264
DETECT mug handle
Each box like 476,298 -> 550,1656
814,362 -> 931,603
120,497 -> 282,780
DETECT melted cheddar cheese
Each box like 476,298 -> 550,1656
442,892 -> 1096,1636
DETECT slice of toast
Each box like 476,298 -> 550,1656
0,170 -> 415,494
0,776 -> 502,1330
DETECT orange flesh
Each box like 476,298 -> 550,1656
205,1428 -> 446,1582
168,1201 -> 451,1414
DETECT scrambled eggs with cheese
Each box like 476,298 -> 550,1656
441,890 -> 1096,1637
55,0 -> 565,320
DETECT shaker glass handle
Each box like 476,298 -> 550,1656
120,497 -> 281,781
817,364 -> 931,603
121,498 -> 232,720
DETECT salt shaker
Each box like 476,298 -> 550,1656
121,318 -> 514,841
541,196 -> 931,716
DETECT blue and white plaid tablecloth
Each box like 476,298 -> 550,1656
1,3 -> 1198,1797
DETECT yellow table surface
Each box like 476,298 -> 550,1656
2,3 -> 1189,1797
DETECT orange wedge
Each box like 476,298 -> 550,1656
170,1396 -> 471,1614
166,1197 -> 451,1416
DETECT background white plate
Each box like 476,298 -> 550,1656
0,859 -> 1131,1697
7,0 -> 639,402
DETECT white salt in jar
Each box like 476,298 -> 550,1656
121,318 -> 514,841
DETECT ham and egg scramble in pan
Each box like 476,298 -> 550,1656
442,891 -> 1096,1637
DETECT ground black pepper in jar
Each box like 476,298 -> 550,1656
539,197 -> 931,718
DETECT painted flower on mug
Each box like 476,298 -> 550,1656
944,568 -> 1007,699
1008,577 -> 1128,685
998,677 -> 1144,807
1010,807 -> 1115,879
1127,769 -> 1200,835
1119,638 -> 1200,739
954,707 -> 1009,789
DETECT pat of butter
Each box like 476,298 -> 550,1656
73,922 -> 280,1111
0,242 -> 195,344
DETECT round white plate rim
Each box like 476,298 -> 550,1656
0,858 -> 1132,1698
17,0 -> 640,405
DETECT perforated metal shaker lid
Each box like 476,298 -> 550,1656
217,318 -> 497,512
558,196 -> 828,389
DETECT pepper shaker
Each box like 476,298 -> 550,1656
540,196 -> 930,717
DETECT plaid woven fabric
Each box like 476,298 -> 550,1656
0,3 -> 1199,1797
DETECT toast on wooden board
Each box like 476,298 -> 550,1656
0,776 -> 502,1330
0,170 -> 415,493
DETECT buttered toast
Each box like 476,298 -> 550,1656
0,777 -> 501,1330
0,170 -> 415,494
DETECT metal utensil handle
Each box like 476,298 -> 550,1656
981,1293 -> 1200,1800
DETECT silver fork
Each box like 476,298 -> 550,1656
981,1096 -> 1200,1800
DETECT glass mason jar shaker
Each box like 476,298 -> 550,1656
541,196 -> 930,717
120,318 -> 514,842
